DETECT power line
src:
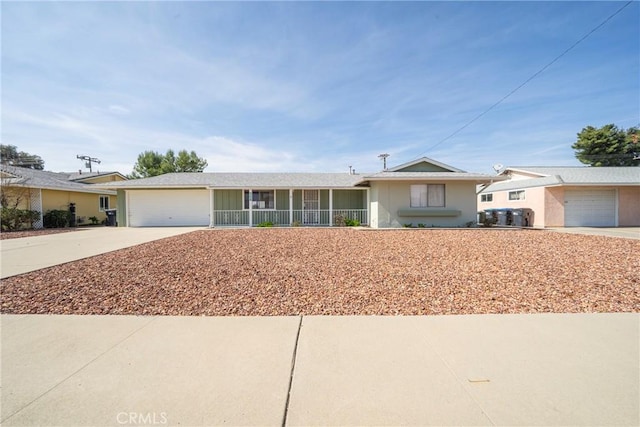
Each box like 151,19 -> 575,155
415,1 -> 634,158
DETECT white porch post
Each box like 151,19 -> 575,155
209,189 -> 215,228
329,188 -> 333,226
30,188 -> 44,229
289,189 -> 294,226
366,188 -> 370,225
248,189 -> 253,227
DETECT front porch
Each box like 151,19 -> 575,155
209,188 -> 369,227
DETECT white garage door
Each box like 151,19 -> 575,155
564,189 -> 616,227
128,189 -> 210,227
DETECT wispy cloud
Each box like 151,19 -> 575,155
1,1 -> 637,175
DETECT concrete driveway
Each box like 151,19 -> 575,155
0,227 -> 202,278
546,227 -> 640,239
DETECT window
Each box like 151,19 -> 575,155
99,195 -> 110,211
410,184 -> 445,207
481,194 -> 493,202
244,190 -> 275,210
508,190 -> 525,201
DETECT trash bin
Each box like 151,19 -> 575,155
505,208 -> 516,226
105,209 -> 117,227
512,208 -> 534,227
69,202 -> 77,227
494,208 -> 508,226
484,209 -> 500,226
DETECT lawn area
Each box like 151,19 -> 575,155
1,228 -> 638,315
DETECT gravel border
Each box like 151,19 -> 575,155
0,228 -> 80,240
1,228 -> 638,316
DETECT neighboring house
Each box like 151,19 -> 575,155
96,157 -> 503,228
0,165 -> 124,228
478,166 -> 640,227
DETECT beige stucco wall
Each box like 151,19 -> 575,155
42,189 -> 116,223
544,187 -> 564,227
478,186 -> 547,227
0,186 -> 32,210
370,181 -> 477,228
481,185 -> 640,227
618,186 -> 640,226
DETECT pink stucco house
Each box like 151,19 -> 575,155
478,166 -> 640,227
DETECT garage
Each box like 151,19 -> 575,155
564,189 -> 616,227
128,189 -> 210,227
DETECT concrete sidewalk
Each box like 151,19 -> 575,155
1,313 -> 637,426
0,227 -> 202,278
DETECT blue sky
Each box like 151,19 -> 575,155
2,1 -> 638,175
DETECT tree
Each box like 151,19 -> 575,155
0,176 -> 40,231
572,124 -> 639,167
130,149 -> 208,178
0,144 -> 45,170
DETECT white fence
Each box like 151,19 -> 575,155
212,209 -> 368,226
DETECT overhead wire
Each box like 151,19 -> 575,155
413,0 -> 635,158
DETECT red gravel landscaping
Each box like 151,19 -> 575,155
0,228 -> 79,240
1,228 -> 638,316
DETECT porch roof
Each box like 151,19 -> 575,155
363,171 -> 504,182
95,172 -> 367,189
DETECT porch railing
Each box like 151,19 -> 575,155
212,209 -> 368,227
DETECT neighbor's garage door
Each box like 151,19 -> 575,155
128,189 -> 210,227
564,189 -> 616,227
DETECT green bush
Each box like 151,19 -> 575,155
88,216 -> 100,225
1,208 -> 40,231
335,214 -> 360,227
344,218 -> 360,227
257,221 -> 274,227
43,210 -> 71,228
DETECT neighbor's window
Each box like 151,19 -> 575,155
244,190 -> 275,210
508,190 -> 525,201
99,195 -> 110,211
410,184 -> 445,207
481,194 -> 493,202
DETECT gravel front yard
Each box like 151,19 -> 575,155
1,228 -> 638,316
0,228 -> 79,240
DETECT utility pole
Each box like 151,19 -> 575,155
378,153 -> 390,170
76,155 -> 101,172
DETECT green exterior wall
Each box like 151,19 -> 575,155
215,189 -> 243,210
320,190 -> 329,209
397,161 -> 451,172
276,190 -> 289,210
293,190 -> 302,210
333,189 -> 366,209
117,189 -> 127,227
213,188 -> 366,212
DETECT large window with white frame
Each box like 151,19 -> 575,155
99,195 -> 110,211
244,190 -> 275,210
481,193 -> 493,202
410,184 -> 445,207
508,190 -> 525,201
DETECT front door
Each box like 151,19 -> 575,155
303,190 -> 320,225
